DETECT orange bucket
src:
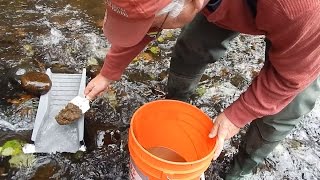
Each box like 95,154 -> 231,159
128,100 -> 217,180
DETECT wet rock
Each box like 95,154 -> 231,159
127,71 -> 154,83
87,57 -> 99,66
0,140 -> 23,156
0,167 -> 4,174
8,63 -> 38,86
195,86 -> 207,97
11,68 -> 28,86
0,34 -> 15,46
55,103 -> 82,125
102,89 -> 118,109
11,96 -> 38,119
200,74 -> 211,82
0,130 -> 32,146
0,26 -> 8,36
0,166 -> 8,177
87,57 -> 101,78
7,94 -> 34,106
230,73 -> 246,89
94,48 -> 109,61
72,151 -> 85,161
50,15 -> 70,26
95,19 -> 104,28
148,46 -> 160,55
251,70 -> 259,78
133,52 -> 154,62
0,63 -> 10,96
15,28 -> 28,38
23,44 -> 35,57
257,58 -> 264,64
31,159 -> 60,180
220,68 -> 230,78
84,120 -> 122,151
288,139 -> 304,149
9,154 -> 36,168
87,65 -> 101,79
21,72 -> 52,96
50,63 -> 77,74
158,70 -> 168,81
0,156 -> 10,178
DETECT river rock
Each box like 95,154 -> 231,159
31,159 -> 60,180
87,57 -> 99,66
94,47 -> 109,61
9,63 -> 38,86
50,63 -> 77,74
87,65 -> 101,79
20,72 -> 52,96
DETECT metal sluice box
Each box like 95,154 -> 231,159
23,68 -> 86,153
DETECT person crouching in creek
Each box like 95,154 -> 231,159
84,0 -> 320,179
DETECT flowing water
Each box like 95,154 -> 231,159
0,0 -> 177,178
1,0 -> 319,179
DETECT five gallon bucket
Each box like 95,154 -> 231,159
128,100 -> 217,180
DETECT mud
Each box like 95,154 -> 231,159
55,103 -> 82,125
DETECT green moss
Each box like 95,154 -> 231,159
0,140 -> 36,168
149,46 -> 160,55
196,86 -> 207,97
0,140 -> 24,156
9,154 -> 36,168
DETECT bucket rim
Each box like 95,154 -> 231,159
129,99 -> 217,165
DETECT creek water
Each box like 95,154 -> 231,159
0,0 -> 131,179
147,147 -> 187,162
1,0 -> 319,179
0,0 -> 178,179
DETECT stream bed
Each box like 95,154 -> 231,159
0,0 -> 319,179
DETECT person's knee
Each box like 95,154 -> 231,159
255,119 -> 296,142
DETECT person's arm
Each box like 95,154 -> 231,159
85,32 -> 155,99
224,2 -> 320,127
100,35 -> 154,81
210,1 -> 320,160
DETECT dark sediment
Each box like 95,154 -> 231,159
55,103 -> 82,125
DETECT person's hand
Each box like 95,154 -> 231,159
209,112 -> 240,160
84,74 -> 113,100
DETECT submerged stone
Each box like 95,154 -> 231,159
9,154 -> 35,168
230,73 -> 246,89
31,159 -> 60,179
50,63 -> 77,74
9,63 -> 38,86
87,65 -> 101,79
21,71 -> 52,96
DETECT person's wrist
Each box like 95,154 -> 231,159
98,73 -> 114,84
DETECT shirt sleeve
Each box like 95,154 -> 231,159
224,2 -> 320,127
100,33 -> 156,80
